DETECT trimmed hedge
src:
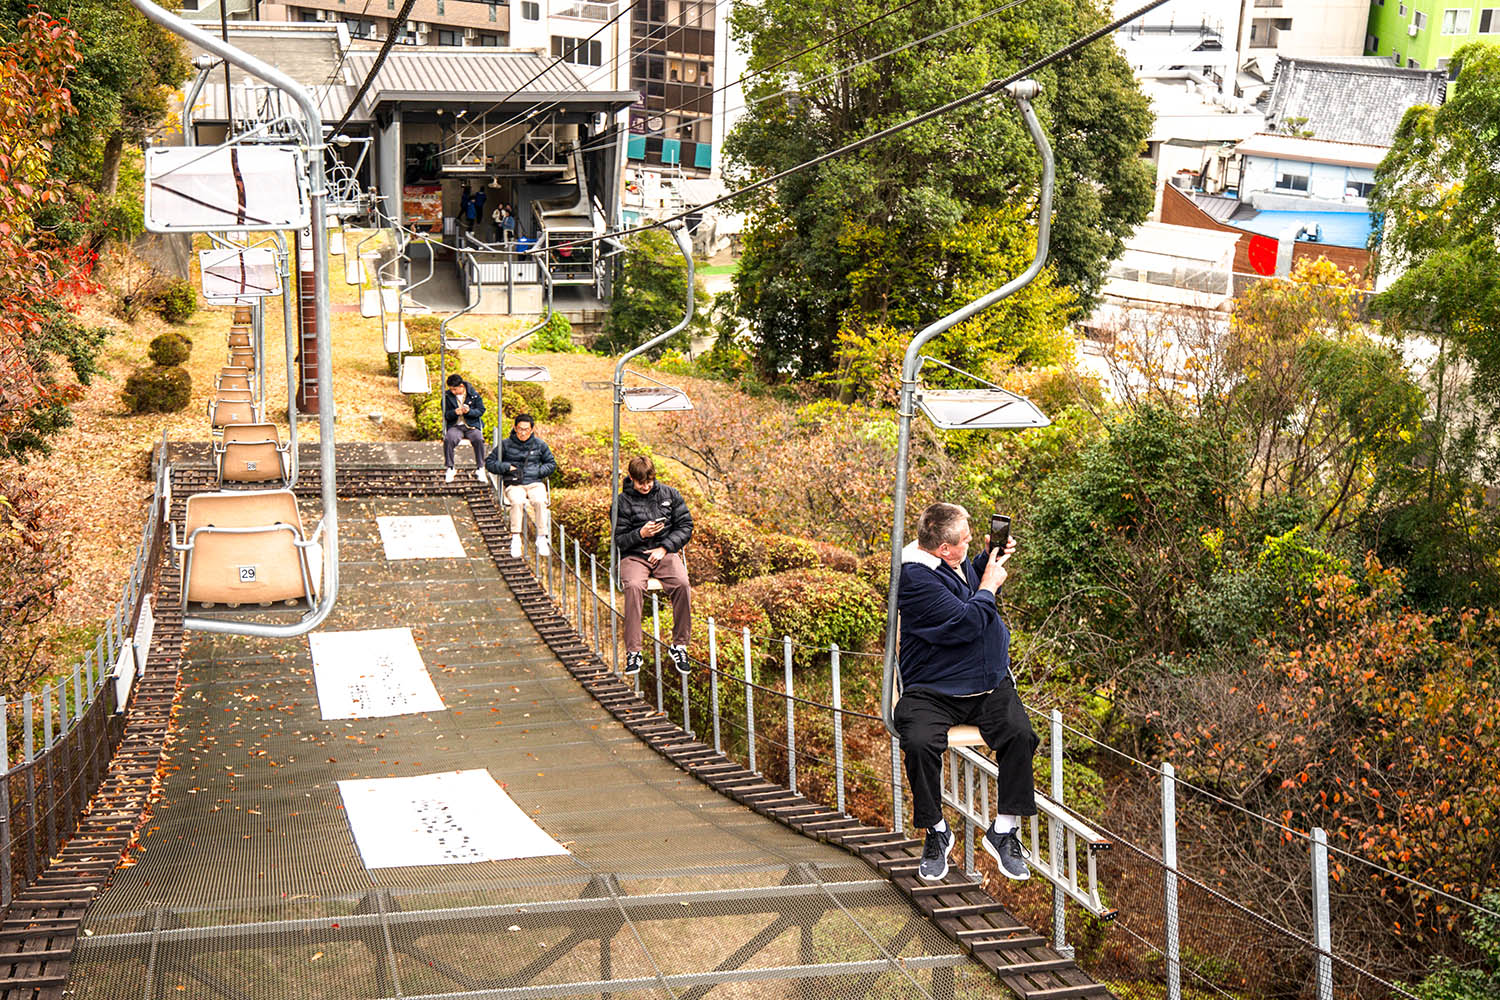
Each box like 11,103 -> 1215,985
812,540 -> 860,573
549,486 -> 614,563
501,381 -> 546,419
153,278 -> 197,323
122,364 -> 192,413
734,569 -> 885,668
548,395 -> 574,422
147,332 -> 190,366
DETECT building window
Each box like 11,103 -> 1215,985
488,2 -> 496,20
1346,172 -> 1376,199
1275,162 -> 1310,192
1480,8 -> 1500,32
1442,8 -> 1472,33
477,31 -> 505,45
1398,1 -> 1406,15
551,34 -> 603,65
1366,32 -> 1378,51
299,9 -> 321,21
436,0 -> 444,12
1408,57 -> 1421,66
179,0 -> 199,8
438,28 -> 461,45
1414,10 -> 1427,29
521,0 -> 539,18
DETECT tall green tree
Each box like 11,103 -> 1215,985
723,0 -> 1152,380
598,229 -> 709,355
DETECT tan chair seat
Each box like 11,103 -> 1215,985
228,348 -> 256,369
218,422 -> 287,484
217,374 -> 251,393
210,398 -> 259,429
947,725 -> 984,748
227,332 -> 252,349
220,365 -> 252,380
180,489 -> 320,608
233,306 -> 253,325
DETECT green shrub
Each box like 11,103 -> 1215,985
734,569 -> 885,668
547,395 -> 574,422
548,426 -> 654,488
153,278 -> 197,323
147,332 -> 190,366
531,311 -> 576,353
812,541 -> 860,573
690,510 -> 769,586
857,554 -> 892,601
501,381 -> 546,419
765,533 -> 819,573
549,486 -> 614,562
122,365 -> 192,413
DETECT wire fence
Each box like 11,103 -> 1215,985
0,440 -> 169,910
518,507 -> 1477,999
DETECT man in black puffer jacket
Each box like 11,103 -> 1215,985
613,455 -> 693,678
484,413 -> 556,559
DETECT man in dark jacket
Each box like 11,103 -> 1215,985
442,374 -> 487,483
484,413 -> 557,559
613,455 -> 693,678
896,501 -> 1036,884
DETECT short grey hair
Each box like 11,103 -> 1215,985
916,503 -> 969,550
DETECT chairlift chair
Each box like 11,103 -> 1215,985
233,306 -> 253,325
397,354 -> 430,394
202,248 -> 280,302
503,363 -> 551,383
174,489 -> 321,610
217,374 -> 252,393
209,389 -> 260,429
228,328 -> 252,349
216,422 -> 290,485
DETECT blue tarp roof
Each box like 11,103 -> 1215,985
1223,209 -> 1372,249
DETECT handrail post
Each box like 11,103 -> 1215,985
609,222 -> 694,587
652,594 -> 663,711
709,618 -> 721,753
831,644 -> 844,815
1162,761 -> 1182,1000
1051,709 -> 1072,957
879,81 -> 1053,738
1312,827 -> 1333,1000
783,636 -> 796,793
743,627 -> 756,773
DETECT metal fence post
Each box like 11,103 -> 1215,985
21,692 -> 35,881
1312,827 -> 1333,1000
610,582 -> 619,677
783,637 -> 796,793
590,553 -> 600,654
85,651 -> 94,701
708,618 -> 721,753
1162,761 -> 1182,1000
1051,709 -> 1071,957
556,524 -> 567,617
94,636 -> 105,691
42,686 -> 53,751
0,695 -> 9,910
743,628 -> 756,773
73,665 -> 83,722
891,736 -> 904,834
574,538 -> 583,637
831,644 -> 844,815
652,594 -> 663,712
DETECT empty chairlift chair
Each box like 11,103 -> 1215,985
228,346 -> 256,370
216,422 -> 289,486
227,326 -> 252,349
233,305 -> 253,325
209,388 -> 259,429
175,489 -> 321,611
217,373 -> 252,393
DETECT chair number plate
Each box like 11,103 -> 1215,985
245,461 -> 258,470
239,565 -> 259,582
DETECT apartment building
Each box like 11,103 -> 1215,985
1365,0 -> 1500,71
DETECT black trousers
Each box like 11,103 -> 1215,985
894,683 -> 1039,830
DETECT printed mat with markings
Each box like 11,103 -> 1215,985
66,493 -> 1022,1000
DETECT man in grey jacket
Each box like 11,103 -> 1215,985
612,455 -> 693,677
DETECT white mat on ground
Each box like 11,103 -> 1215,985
309,627 -> 445,720
376,515 -> 467,560
338,769 -> 570,868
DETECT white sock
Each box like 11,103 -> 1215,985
930,819 -> 948,834
995,814 -> 1021,834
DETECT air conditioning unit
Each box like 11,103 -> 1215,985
414,21 -> 430,32
1408,22 -> 1419,35
315,9 -> 329,19
463,27 -> 477,40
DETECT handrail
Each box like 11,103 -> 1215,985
879,80 -> 1054,736
128,0 -> 339,639
609,221 -> 694,585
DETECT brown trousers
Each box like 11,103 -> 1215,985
620,553 -> 691,653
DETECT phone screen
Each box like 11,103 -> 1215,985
989,514 -> 1012,553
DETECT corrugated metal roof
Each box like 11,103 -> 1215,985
342,50 -> 636,117
194,84 -> 358,125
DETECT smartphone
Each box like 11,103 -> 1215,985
989,514 -> 1012,554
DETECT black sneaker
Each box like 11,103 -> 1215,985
983,823 -> 1030,881
917,826 -> 954,883
624,651 -> 643,676
668,645 -> 690,677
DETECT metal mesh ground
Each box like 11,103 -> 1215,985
68,496 -> 1007,1000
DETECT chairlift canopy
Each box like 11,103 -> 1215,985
444,336 -> 482,351
145,145 -> 310,233
397,354 -> 430,394
200,247 -> 280,301
914,387 -> 1051,430
503,364 -> 551,382
621,386 -> 693,412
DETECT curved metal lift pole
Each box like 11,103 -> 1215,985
879,81 -> 1054,735
495,249 -> 554,455
130,0 -> 340,639
609,221 -> 695,585
437,245 -> 483,392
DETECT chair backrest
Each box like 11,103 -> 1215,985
211,399 -> 257,428
215,388 -> 254,403
233,307 -> 253,325
217,374 -> 251,393
227,332 -> 252,348
182,489 -> 308,605
220,366 -> 251,379
219,423 -> 285,483
228,348 -> 256,369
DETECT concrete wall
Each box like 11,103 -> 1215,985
1159,182 -> 1370,277
1240,155 -> 1375,207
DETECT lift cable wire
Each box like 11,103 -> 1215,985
332,0 -> 420,135
549,0 -> 1174,253
320,0 -> 377,95
575,0 -> 1036,158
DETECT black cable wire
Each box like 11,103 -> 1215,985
550,0 -> 1174,252
332,0 -> 420,135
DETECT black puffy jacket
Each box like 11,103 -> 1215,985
442,381 -> 486,430
613,479 -> 693,557
484,432 -> 556,486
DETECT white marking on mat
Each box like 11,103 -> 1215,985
376,515 -> 467,560
338,769 -> 570,868
309,627 -> 445,720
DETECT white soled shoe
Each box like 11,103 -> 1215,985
444,467 -> 456,483
509,535 -> 523,559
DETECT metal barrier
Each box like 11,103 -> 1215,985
0,442 -> 170,907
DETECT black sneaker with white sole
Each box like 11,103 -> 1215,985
917,826 -> 954,883
625,651 -> 643,676
982,823 -> 1030,880
669,645 -> 690,677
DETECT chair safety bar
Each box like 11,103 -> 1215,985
131,0 -> 339,639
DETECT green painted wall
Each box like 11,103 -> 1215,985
1365,0 -> 1500,68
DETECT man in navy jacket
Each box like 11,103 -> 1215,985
896,502 -> 1037,883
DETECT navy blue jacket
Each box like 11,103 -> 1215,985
485,432 -> 556,485
442,381 -> 485,430
897,544 -> 1010,697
